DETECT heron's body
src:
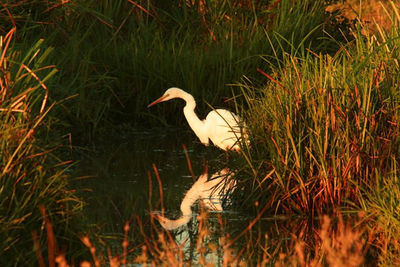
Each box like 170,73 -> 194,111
148,87 -> 247,151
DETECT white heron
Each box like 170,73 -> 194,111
147,87 -> 248,151
154,168 -> 236,230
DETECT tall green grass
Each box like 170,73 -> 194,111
241,20 -> 399,210
1,0 -> 346,140
237,5 -> 400,263
0,28 -> 83,264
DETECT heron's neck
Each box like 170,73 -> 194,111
159,184 -> 199,230
181,93 -> 206,141
180,183 -> 201,216
179,91 -> 196,110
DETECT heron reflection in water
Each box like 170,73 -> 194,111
153,168 -> 236,230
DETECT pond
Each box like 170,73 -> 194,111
71,128 -> 302,264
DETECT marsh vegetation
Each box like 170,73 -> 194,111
1,0 -> 399,266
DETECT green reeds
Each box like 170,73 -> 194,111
2,0 -> 344,140
0,29 -> 82,264
237,3 -> 400,264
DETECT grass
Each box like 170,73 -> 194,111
0,28 -> 84,264
239,9 -> 400,210
235,1 -> 400,264
1,0 -> 400,265
33,206 -> 372,266
1,0 -> 346,140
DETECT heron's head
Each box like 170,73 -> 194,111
154,214 -> 169,227
147,87 -> 185,108
154,214 -> 190,230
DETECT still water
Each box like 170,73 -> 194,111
72,128 -> 294,264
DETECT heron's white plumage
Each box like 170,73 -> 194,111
148,87 -> 247,151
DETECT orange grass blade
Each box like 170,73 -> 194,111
43,0 -> 72,13
0,2 -> 16,28
20,64 -> 49,113
39,205 -> 58,267
257,68 -> 290,95
80,236 -> 101,267
152,163 -> 164,213
122,221 -> 130,265
147,170 -> 153,211
127,0 -> 156,18
0,27 -> 15,67
32,230 -> 46,267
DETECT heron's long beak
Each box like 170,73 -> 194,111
147,94 -> 169,108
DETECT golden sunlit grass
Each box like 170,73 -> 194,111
273,215 -> 368,267
237,1 -> 400,265
38,205 -> 372,266
241,0 -> 400,212
0,27 -> 82,263
41,207 -> 240,266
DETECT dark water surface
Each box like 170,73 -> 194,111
71,128 -> 293,264
72,129 -> 224,217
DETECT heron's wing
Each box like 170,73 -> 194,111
205,109 -> 244,149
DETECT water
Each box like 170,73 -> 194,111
71,128 -> 292,264
72,129 -> 240,218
